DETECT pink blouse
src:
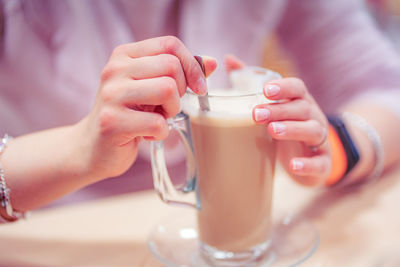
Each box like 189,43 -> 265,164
1,0 -> 399,205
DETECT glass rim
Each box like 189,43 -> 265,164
185,66 -> 281,98
186,89 -> 265,98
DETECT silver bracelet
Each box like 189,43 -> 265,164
0,134 -> 24,222
342,112 -> 385,185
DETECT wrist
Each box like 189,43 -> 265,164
325,115 -> 361,187
0,124 -> 96,211
325,112 -> 382,187
71,117 -> 105,184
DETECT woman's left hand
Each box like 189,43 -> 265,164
253,77 -> 331,186
225,55 -> 331,186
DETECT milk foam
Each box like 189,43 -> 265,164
181,67 -> 281,123
182,89 -> 261,125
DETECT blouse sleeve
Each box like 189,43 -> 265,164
276,0 -> 400,117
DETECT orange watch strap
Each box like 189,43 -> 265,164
325,125 -> 348,186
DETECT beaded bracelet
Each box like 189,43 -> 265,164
341,112 -> 385,185
0,134 -> 24,222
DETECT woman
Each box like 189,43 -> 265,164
1,0 -> 400,221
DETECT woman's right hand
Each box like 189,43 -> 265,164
78,36 -> 216,181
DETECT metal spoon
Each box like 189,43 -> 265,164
194,56 -> 210,112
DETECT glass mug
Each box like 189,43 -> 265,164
151,67 -> 281,266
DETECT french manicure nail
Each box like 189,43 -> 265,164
271,122 -> 285,135
265,84 -> 280,97
291,159 -> 304,171
201,55 -> 218,78
254,108 -> 270,122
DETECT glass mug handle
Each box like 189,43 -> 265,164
150,112 -> 200,209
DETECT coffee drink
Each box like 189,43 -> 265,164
190,113 -> 276,252
151,67 -> 281,264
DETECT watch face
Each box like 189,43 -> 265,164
328,116 -> 360,178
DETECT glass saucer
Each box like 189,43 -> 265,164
148,209 -> 319,267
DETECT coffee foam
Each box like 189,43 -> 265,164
181,67 -> 281,123
229,66 -> 280,92
182,89 -> 261,126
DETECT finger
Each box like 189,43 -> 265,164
289,155 -> 331,186
263,77 -> 310,101
112,36 -> 207,95
202,56 -> 218,78
252,99 -> 312,123
194,55 -> 218,78
224,54 -> 245,73
105,77 -> 180,119
99,108 -> 169,142
128,110 -> 169,141
116,54 -> 187,97
267,120 -> 327,147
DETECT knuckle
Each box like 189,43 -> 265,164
291,77 -> 305,87
100,84 -> 117,103
164,55 -> 181,75
270,104 -> 286,119
269,105 -> 280,118
315,122 -> 326,140
112,44 -> 127,56
170,105 -> 180,118
98,107 -> 116,135
150,117 -> 167,137
100,65 -> 114,82
101,62 -> 124,82
161,77 -> 177,99
296,78 -> 306,88
298,86 -> 307,98
168,101 -> 181,118
290,77 -> 307,97
161,36 -> 182,54
301,101 -> 312,118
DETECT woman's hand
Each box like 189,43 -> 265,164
253,78 -> 330,186
225,55 -> 331,186
2,36 -> 217,212
80,36 -> 216,181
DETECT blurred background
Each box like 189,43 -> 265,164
261,0 -> 400,77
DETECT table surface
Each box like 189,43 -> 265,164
0,166 -> 400,267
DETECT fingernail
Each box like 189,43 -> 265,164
271,122 -> 285,135
254,108 -> 270,122
291,159 -> 304,171
197,77 -> 207,96
264,84 -> 280,97
202,55 -> 218,78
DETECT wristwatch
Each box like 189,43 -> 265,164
326,115 -> 360,186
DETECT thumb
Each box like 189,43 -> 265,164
194,55 -> 218,78
202,56 -> 218,78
